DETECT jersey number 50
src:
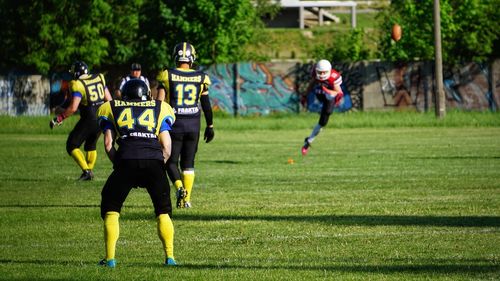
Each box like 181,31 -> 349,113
88,84 -> 105,102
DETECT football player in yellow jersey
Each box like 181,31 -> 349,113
96,79 -> 177,267
156,42 -> 214,208
49,61 -> 112,180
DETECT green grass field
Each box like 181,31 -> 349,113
0,112 -> 499,280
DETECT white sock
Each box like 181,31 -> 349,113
308,124 -> 323,143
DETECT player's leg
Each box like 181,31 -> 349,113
66,119 -> 91,179
180,131 -> 199,207
100,211 -> 119,268
142,160 -> 176,265
302,94 -> 334,155
83,124 -> 101,179
166,132 -> 187,208
99,161 -> 136,267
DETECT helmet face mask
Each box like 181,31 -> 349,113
70,61 -> 88,79
172,42 -> 196,66
121,79 -> 150,101
315,59 -> 332,81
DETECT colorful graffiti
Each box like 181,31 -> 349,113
205,63 -> 300,116
372,61 -> 498,112
1,60 -> 498,116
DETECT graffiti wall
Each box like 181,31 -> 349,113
205,63 -> 300,116
1,60 -> 498,116
0,74 -> 50,116
363,61 -> 499,112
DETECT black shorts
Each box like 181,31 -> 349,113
100,159 -> 172,219
171,131 -> 199,169
66,117 -> 100,152
165,131 -> 199,182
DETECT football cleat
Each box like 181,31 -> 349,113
184,201 -> 192,208
165,257 -> 177,266
78,170 -> 94,181
301,137 -> 311,156
98,258 -> 116,268
176,187 -> 187,208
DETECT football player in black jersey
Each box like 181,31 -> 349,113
157,42 -> 214,208
96,80 -> 177,267
49,61 -> 112,180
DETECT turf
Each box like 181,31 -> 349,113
0,112 -> 499,280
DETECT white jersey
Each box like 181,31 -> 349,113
118,75 -> 150,92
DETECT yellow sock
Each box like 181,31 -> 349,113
182,170 -> 195,202
70,148 -> 90,171
104,211 -> 120,260
86,150 -> 97,170
174,180 -> 183,190
157,214 -> 174,259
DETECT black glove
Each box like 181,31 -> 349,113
49,116 -> 63,129
204,126 -> 214,143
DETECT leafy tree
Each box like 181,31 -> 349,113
138,0 -> 263,70
311,28 -> 371,62
0,0 -> 142,74
378,0 -> 500,63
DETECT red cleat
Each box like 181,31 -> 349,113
301,138 -> 311,156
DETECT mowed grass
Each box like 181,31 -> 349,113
0,111 -> 499,281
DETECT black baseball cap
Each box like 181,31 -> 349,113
131,63 -> 141,70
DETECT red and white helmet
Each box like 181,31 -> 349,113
315,59 -> 331,81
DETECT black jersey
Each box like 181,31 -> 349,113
70,73 -> 108,120
97,100 -> 175,161
156,68 -> 211,133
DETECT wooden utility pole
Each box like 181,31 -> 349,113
433,0 -> 445,118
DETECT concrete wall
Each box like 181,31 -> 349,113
1,59 -> 498,116
357,61 -> 498,112
0,74 -> 50,116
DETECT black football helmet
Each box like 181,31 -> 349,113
121,79 -> 150,101
172,42 -> 196,65
70,61 -> 88,79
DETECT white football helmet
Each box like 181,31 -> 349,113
315,59 -> 332,81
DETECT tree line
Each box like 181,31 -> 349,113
0,0 -> 498,75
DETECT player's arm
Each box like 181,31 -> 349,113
97,101 -> 116,162
54,89 -> 71,114
321,83 -> 342,97
200,75 -> 214,143
156,70 -> 169,101
114,89 -> 122,100
49,94 -> 81,129
159,131 -> 172,162
157,88 -> 166,101
104,86 -> 113,101
114,77 -> 126,100
99,74 -> 113,101
157,102 -> 175,161
200,93 -> 214,143
103,129 -> 116,162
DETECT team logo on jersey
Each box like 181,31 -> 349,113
175,107 -> 199,115
128,132 -> 158,139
